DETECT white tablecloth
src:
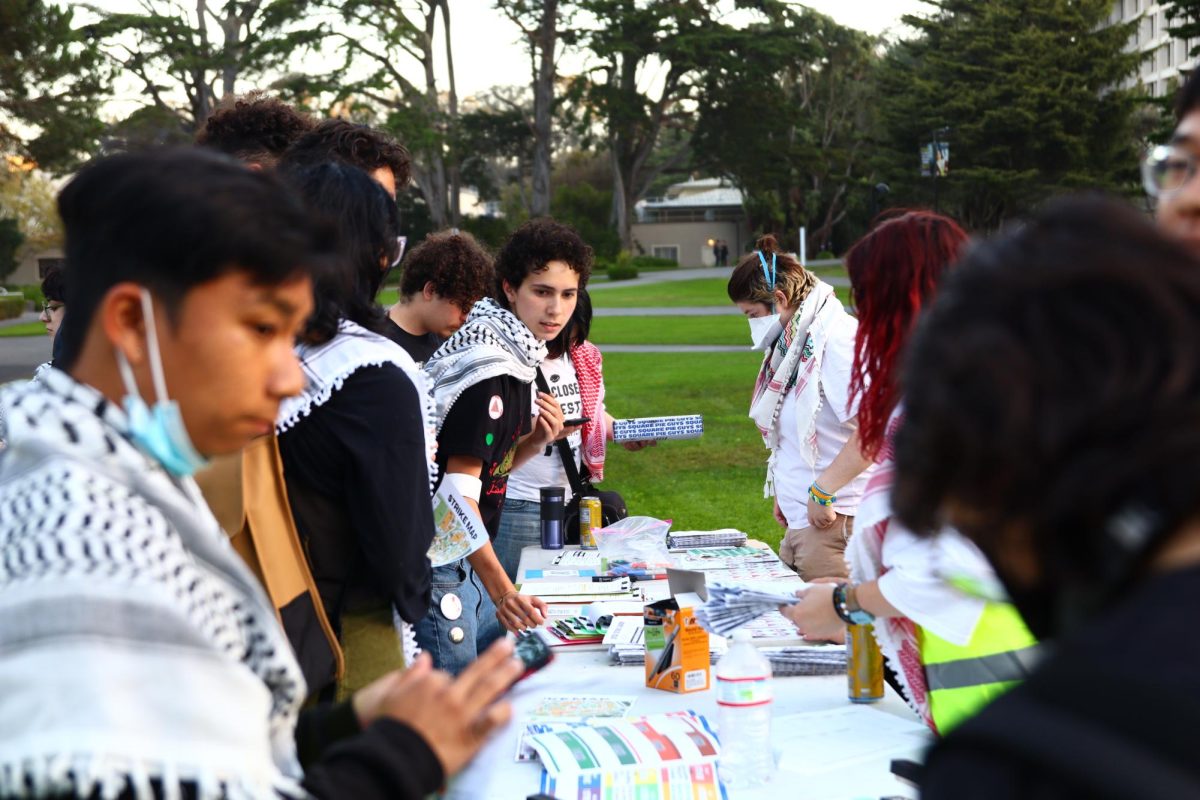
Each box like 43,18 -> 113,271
444,546 -> 931,800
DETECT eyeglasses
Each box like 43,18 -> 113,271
41,301 -> 64,314
1142,144 -> 1199,198
391,236 -> 408,269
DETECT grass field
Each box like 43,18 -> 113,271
0,322 -> 45,338
597,351 -> 783,551
591,314 -> 745,345
590,277 -> 850,312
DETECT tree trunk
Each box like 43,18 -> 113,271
530,0 -> 558,217
610,147 -> 631,250
440,0 -> 461,226
420,2 -> 448,228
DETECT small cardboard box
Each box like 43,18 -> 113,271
643,591 -> 710,693
612,414 -> 703,442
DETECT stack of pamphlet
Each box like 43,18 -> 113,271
527,711 -> 726,798
666,529 -> 747,550
695,582 -> 803,636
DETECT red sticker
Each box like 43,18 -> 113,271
488,395 -> 504,420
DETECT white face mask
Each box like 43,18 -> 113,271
748,313 -> 782,351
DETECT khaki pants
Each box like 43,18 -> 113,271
779,514 -> 854,581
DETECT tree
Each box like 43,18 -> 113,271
1165,0 -> 1200,56
323,0 -> 462,228
693,5 -> 879,257
569,0 -> 728,249
83,0 -> 324,132
0,0 -> 110,172
876,0 -> 1143,230
0,163 -> 63,258
0,218 -> 25,284
496,0 -> 578,216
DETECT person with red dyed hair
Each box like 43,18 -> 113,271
781,211 -> 1038,735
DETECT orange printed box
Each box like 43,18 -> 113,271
644,592 -> 710,693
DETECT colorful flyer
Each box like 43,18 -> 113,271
426,479 -> 489,567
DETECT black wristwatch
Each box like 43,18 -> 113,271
832,582 -> 875,626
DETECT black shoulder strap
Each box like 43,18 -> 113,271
534,367 -> 585,495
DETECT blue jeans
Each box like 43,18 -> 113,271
493,499 -> 542,582
414,558 -> 503,676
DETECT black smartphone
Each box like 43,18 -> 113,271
562,416 -> 591,427
513,631 -> 554,683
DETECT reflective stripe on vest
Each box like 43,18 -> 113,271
925,644 -> 1042,691
919,600 -> 1039,734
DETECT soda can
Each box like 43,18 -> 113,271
579,496 -> 602,549
847,623 -> 884,704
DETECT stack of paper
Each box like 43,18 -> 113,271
527,711 -> 724,797
666,528 -> 747,550
760,646 -> 847,676
695,582 -> 802,636
517,577 -> 644,604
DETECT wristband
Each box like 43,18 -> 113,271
832,582 -> 874,626
808,482 -> 837,507
445,472 -> 483,502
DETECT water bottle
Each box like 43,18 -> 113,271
539,486 -> 564,549
715,630 -> 774,788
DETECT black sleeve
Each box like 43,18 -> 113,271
283,365 -> 434,624
438,377 -> 525,465
302,719 -> 445,800
921,745 -> 1084,800
295,701 -> 362,767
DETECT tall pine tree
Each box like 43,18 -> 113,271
877,0 -> 1143,230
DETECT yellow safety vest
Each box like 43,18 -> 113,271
919,601 -> 1040,735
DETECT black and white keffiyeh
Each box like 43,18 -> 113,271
276,319 -> 439,494
423,298 -> 545,431
0,369 -> 307,799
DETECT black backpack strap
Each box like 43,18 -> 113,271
932,660 -> 1200,799
534,367 -> 584,496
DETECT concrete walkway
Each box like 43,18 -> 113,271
0,310 -> 40,328
590,263 -> 848,293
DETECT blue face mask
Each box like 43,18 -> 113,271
115,289 -> 210,477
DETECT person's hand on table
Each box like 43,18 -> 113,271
772,497 -> 788,528
495,590 -> 548,633
621,439 -> 657,452
807,495 -> 837,529
530,392 -> 565,447
351,641 -> 522,776
779,583 -> 845,643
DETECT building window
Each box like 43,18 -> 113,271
651,245 -> 680,263
1149,14 -> 1155,40
1167,42 -> 1174,66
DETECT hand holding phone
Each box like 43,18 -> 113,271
513,630 -> 554,684
562,416 -> 591,427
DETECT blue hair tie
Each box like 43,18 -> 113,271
757,250 -> 777,289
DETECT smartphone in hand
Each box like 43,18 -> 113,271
562,417 -> 591,427
513,630 -> 554,684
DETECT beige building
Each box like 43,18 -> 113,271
631,177 -> 750,267
8,248 -> 62,287
1109,1 -> 1199,97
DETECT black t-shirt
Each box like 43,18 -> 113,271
436,375 -> 532,537
278,365 -> 434,629
382,318 -> 442,364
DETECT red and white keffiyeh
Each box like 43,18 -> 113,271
571,341 -> 607,482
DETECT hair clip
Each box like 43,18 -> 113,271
757,250 -> 777,289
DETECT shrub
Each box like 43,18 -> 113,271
0,295 -> 26,320
815,249 -> 836,260
607,251 -> 639,281
631,254 -> 677,269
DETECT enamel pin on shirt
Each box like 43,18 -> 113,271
440,592 -> 463,621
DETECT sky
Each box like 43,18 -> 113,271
445,1 -> 930,98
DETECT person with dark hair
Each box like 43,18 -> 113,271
386,229 -> 494,363
274,162 -> 437,696
195,90 -> 315,169
34,264 -> 66,377
494,290 -> 655,580
890,196 -> 1200,797
780,211 -> 1038,735
418,217 -> 593,673
281,118 -> 412,198
0,148 -> 522,799
726,235 -> 874,581
1145,68 -> 1200,250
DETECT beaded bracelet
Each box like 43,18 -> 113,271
809,482 -> 837,507
831,583 -> 855,624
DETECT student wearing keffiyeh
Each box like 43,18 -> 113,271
0,149 -> 522,800
728,235 -> 875,582
418,218 -> 593,675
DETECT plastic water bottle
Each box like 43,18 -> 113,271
715,630 -> 774,788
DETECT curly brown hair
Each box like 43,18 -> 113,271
494,218 -> 592,302
726,234 -> 815,311
399,229 -> 494,312
195,91 -> 315,168
280,119 -> 411,187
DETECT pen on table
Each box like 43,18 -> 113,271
591,575 -> 619,582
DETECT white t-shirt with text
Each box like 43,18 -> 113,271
506,352 -> 584,502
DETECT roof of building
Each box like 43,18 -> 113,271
638,177 -> 744,209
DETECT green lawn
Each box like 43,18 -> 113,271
597,351 -> 783,551
589,277 -> 731,308
591,314 -> 746,346
0,322 -> 46,338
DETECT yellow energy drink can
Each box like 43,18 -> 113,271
579,496 -> 602,549
847,623 -> 884,703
